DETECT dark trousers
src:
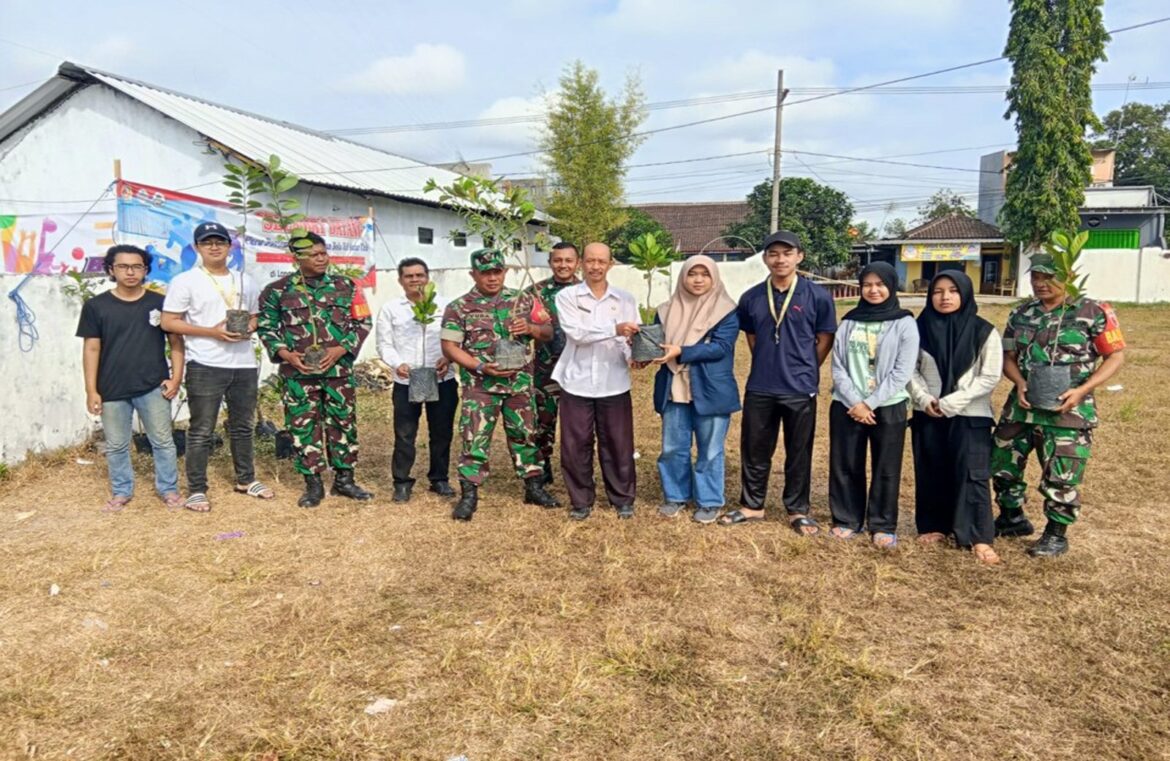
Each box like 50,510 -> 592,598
184,361 -> 258,494
559,390 -> 636,508
828,400 -> 908,534
913,414 -> 995,546
391,378 -> 458,485
739,392 -> 817,513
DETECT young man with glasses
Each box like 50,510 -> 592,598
161,222 -> 273,511
76,245 -> 185,512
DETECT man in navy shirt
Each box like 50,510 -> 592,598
720,231 -> 837,533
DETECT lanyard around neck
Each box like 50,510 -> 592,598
200,267 -> 239,309
767,275 -> 798,343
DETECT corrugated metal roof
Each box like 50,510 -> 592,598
1,62 -> 483,209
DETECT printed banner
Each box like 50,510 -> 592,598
900,243 -> 981,262
1,211 -> 116,274
115,180 -> 376,287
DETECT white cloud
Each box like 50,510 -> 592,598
342,44 -> 466,95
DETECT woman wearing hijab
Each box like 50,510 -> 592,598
646,256 -> 740,524
908,271 -> 1003,564
828,262 -> 919,548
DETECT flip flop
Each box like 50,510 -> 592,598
973,543 -> 1001,565
235,481 -> 275,500
917,532 -> 946,544
872,532 -> 899,549
184,493 -> 211,513
829,526 -> 857,540
101,496 -> 131,513
160,493 -> 184,510
788,514 -> 821,536
717,509 -> 764,526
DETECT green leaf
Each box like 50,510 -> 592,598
274,175 -> 298,194
269,154 -> 281,173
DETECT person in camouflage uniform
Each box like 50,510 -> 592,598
992,252 -> 1126,557
524,241 -> 581,485
440,248 -> 560,520
257,232 -> 375,508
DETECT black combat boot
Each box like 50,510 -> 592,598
298,474 -> 325,508
331,470 -> 374,501
523,476 -> 561,508
541,460 -> 554,486
994,508 -> 1035,537
452,480 -> 478,521
1027,521 -> 1069,558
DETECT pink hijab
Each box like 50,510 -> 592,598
657,255 -> 737,402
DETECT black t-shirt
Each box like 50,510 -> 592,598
75,290 -> 170,401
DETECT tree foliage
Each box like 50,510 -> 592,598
1000,0 -> 1109,247
882,218 -> 909,238
606,208 -> 674,263
916,188 -> 975,222
540,61 -> 647,245
1093,101 -> 1170,195
723,177 -> 854,269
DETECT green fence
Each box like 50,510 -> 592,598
1083,229 -> 1140,249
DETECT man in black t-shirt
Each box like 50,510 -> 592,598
76,245 -> 185,512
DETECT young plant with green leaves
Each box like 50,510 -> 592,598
626,231 -> 681,324
1041,228 -> 1090,299
223,154 -> 309,254
410,281 -> 440,363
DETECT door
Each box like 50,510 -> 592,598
980,257 -> 1000,295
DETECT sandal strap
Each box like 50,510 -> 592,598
242,481 -> 273,497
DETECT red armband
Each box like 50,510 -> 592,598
350,285 -> 371,320
1093,302 -> 1126,354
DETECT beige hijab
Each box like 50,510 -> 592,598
657,255 -> 737,403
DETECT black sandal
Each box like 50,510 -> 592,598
788,514 -> 820,536
717,509 -> 764,526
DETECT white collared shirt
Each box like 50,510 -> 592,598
375,295 -> 456,384
552,282 -> 638,398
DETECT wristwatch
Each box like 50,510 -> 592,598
475,361 -> 486,375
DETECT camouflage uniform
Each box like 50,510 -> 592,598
991,296 -> 1123,525
525,275 -> 580,472
257,273 -> 371,476
441,272 -> 548,487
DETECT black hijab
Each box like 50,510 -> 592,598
916,270 -> 994,396
842,262 -> 913,322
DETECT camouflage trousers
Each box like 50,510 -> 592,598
991,421 -> 1092,524
283,375 -> 359,476
532,374 -> 561,470
457,386 -> 542,486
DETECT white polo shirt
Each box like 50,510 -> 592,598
552,281 -> 638,398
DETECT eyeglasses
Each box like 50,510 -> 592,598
112,264 -> 147,273
197,238 -> 230,248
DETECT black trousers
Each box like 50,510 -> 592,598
912,413 -> 995,546
185,361 -> 258,494
559,390 -> 636,509
391,378 -> 458,485
739,392 -> 817,514
828,400 -> 908,534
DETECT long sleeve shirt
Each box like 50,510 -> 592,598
551,282 -> 638,398
908,329 -> 1003,419
375,295 -> 455,385
256,272 -> 371,379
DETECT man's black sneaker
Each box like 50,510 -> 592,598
616,504 -> 635,520
995,511 -> 1035,537
569,505 -> 592,521
392,482 -> 413,503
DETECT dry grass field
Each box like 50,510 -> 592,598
1,301 -> 1168,760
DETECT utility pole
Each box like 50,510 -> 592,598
769,69 -> 789,233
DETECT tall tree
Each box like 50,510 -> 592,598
724,177 -> 854,269
1000,0 -> 1109,248
916,188 -> 975,222
1093,101 -> 1170,195
540,61 -> 647,245
883,218 -> 909,238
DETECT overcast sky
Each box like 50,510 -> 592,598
2,0 -> 1167,228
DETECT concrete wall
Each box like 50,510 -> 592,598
1017,246 -> 1170,303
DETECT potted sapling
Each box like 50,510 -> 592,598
408,281 -> 442,403
626,232 -> 681,362
1025,229 -> 1090,411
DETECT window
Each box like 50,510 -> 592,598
452,232 -> 467,247
417,227 -> 434,245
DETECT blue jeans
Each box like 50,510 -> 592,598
100,386 -> 179,498
657,401 -> 731,509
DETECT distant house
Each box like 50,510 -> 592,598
633,201 -> 754,261
858,214 -> 1010,295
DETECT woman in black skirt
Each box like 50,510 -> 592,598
908,271 -> 1003,564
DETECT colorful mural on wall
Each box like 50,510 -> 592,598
0,211 -> 116,274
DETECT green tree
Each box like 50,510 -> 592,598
723,177 -> 854,269
1000,0 -> 1109,248
605,207 -> 674,263
882,217 -> 909,238
540,61 -> 647,245
849,220 -> 879,242
916,188 -> 975,222
1093,101 -> 1170,195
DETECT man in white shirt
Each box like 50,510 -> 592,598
161,221 -> 272,512
553,242 -> 640,520
375,257 -> 458,502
